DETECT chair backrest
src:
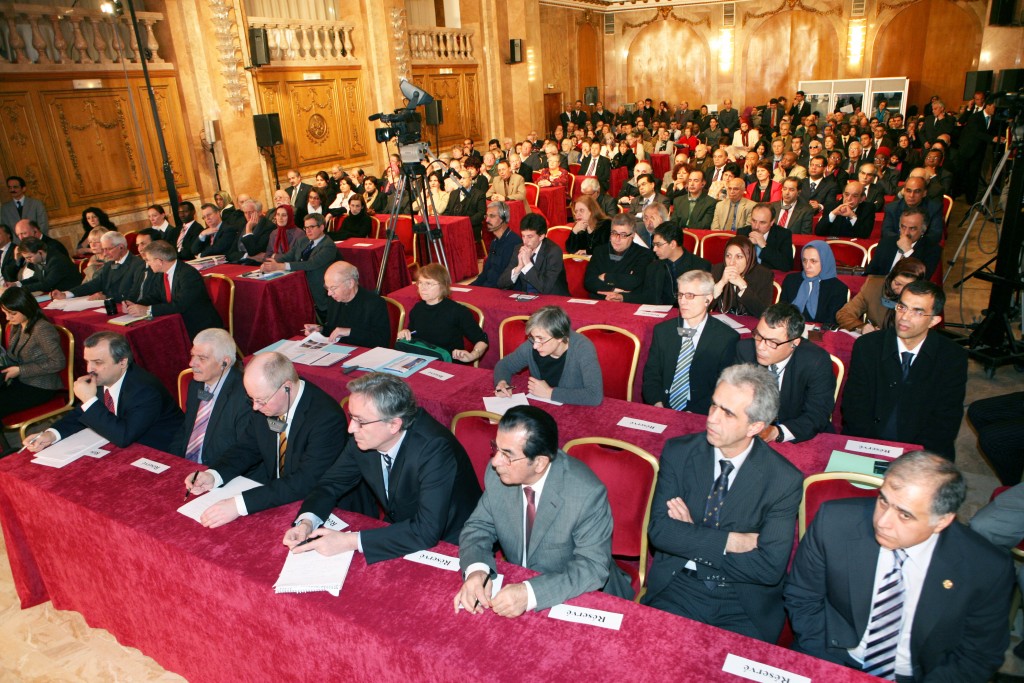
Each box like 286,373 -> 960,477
381,296 -> 406,347
524,182 -> 540,208
370,215 -> 383,239
772,279 -> 782,304
563,437 -> 659,591
498,315 -> 530,358
568,163 -> 581,175
546,226 -> 573,252
829,353 -> 844,402
576,324 -> 640,401
799,472 -> 883,539
941,194 -> 953,223
699,232 -> 733,263
203,273 -> 235,338
567,173 -> 579,202
391,216 -> 417,266
4,324 -> 76,439
325,214 -> 340,234
177,368 -> 193,412
871,212 -> 884,239
682,230 -> 699,254
339,395 -> 350,420
562,254 -> 590,298
123,230 -> 139,255
450,410 -> 502,489
810,212 -> 822,234
459,301 -> 485,366
825,239 -> 869,268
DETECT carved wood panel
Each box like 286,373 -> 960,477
338,75 -> 368,159
257,81 -> 293,169
134,82 -> 194,191
413,68 -> 481,146
626,21 -> 709,104
289,81 -> 344,165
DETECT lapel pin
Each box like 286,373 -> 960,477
942,579 -> 953,590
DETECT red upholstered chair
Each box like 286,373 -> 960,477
459,301 -> 485,367
391,216 -> 417,269
866,242 -> 878,263
524,182 -> 540,209
2,324 -> 75,440
546,227 -> 573,253
124,230 -> 139,255
498,315 -> 529,358
799,472 -> 883,539
568,163 -> 581,175
203,273 -> 235,338
177,368 -> 193,412
871,213 -> 883,239
450,410 -> 502,489
563,437 -> 659,600
381,296 -> 406,348
566,174 -> 579,203
829,354 -> 844,402
576,324 -> 641,401
811,212 -> 822,234
370,215 -> 383,239
941,194 -> 953,236
325,214 -> 340,234
699,231 -> 733,264
562,255 -> 590,298
682,230 -> 699,255
339,395 -> 350,421
826,239 -> 869,269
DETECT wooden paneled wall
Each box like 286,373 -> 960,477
410,67 -> 482,149
0,74 -> 198,226
254,67 -> 372,180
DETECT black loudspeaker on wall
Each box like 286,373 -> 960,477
424,101 -> 444,126
964,71 -> 994,99
989,0 -> 1015,25
249,27 -> 270,67
998,69 -> 1024,92
584,87 -> 598,106
509,39 -> 523,64
253,113 -> 283,147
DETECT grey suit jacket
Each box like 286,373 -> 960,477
2,196 -> 49,234
459,452 -> 633,609
7,320 -> 64,391
278,235 -> 338,311
493,330 -> 603,406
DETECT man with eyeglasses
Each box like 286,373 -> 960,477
586,213 -> 654,300
454,405 -> 632,617
621,223 -> 710,306
303,261 -> 389,348
733,303 -> 835,443
51,230 -> 144,303
843,280 -> 967,460
284,372 -> 480,563
880,176 -> 943,248
866,207 -> 941,278
191,203 -> 239,259
670,170 -> 717,230
642,270 -> 738,414
186,351 -> 349,528
263,212 -> 338,321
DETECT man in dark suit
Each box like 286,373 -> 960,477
24,331 -> 183,451
881,177 -> 944,248
642,269 -> 739,413
472,202 -> 522,289
169,328 -> 252,464
0,223 -> 17,283
443,170 -> 487,240
497,213 -> 569,296
867,207 -> 941,278
858,164 -> 887,214
262,212 -> 337,320
843,281 -> 967,460
800,156 -> 837,214
959,98 -> 1004,204
587,214 -> 654,300
285,169 -> 312,211
13,219 -> 67,258
455,405 -> 632,616
303,261 -> 391,349
671,169 -> 717,230
559,100 -> 588,129
174,201 -> 204,261
191,203 -> 239,259
52,230 -> 144,303
643,363 -> 803,642
789,91 -> 811,119
285,372 -> 482,564
124,240 -> 223,340
817,181 -> 874,238
626,173 -> 669,227
186,351 -> 346,528
734,303 -> 835,443
2,176 -> 49,234
619,222 -> 710,306
738,203 -> 794,272
785,452 -> 1013,682
578,145 -> 612,192
771,177 -> 814,235
16,237 -> 82,292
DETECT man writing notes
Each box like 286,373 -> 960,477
284,373 -> 481,563
785,452 -> 1013,682
303,261 -> 390,349
454,406 -> 632,617
642,364 -> 803,643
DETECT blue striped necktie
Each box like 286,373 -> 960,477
668,333 -> 695,410
862,549 -> 908,680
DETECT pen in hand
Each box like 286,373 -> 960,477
183,471 -> 199,502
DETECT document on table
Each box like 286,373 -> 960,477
347,347 -> 434,377
262,333 -> 354,366
275,547 -> 354,597
30,429 -> 109,468
635,304 -> 672,318
47,298 -> 105,312
240,269 -> 289,280
108,313 -> 150,326
526,393 -> 563,406
712,314 -> 751,334
483,393 -> 530,416
177,476 -> 262,522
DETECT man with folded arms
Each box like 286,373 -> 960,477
284,372 -> 481,563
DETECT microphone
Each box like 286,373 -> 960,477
197,359 -> 230,401
267,384 -> 292,433
368,113 -> 383,122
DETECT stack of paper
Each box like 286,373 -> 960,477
177,476 -> 263,522
259,333 -> 354,366
712,314 -> 751,334
47,298 -> 105,312
240,269 -> 289,280
274,515 -> 353,597
186,255 -> 227,271
108,312 -> 150,326
347,347 -> 434,378
30,429 -> 109,468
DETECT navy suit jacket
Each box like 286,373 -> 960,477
815,201 -> 875,238
738,225 -> 793,272
53,364 -> 183,449
192,222 -> 240,259
70,254 -> 146,303
866,236 -> 942,279
137,261 -> 223,339
497,238 -> 569,296
168,367 -> 254,465
642,315 -> 738,414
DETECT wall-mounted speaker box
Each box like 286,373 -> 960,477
998,69 -> 1024,92
509,39 -> 523,64
989,0 -> 1014,25
249,27 -> 270,66
424,100 -> 444,126
963,71 -> 993,99
253,113 -> 283,147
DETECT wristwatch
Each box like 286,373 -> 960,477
774,423 -> 785,443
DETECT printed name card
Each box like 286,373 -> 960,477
131,458 -> 169,474
548,604 -> 623,631
352,242 -> 374,247
404,550 -> 461,572
722,654 -> 810,683
634,310 -> 668,318
420,368 -> 454,381
617,417 -> 668,434
844,440 -> 903,458
450,286 -> 472,292
567,298 -> 598,305
323,514 -> 349,531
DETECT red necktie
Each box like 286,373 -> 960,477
163,273 -> 172,302
779,207 -> 790,227
103,389 -> 115,414
524,486 -> 537,553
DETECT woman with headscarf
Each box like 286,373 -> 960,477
710,235 -> 774,317
836,257 -> 925,333
781,240 -> 850,326
264,204 -> 302,259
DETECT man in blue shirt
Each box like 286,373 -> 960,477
472,201 -> 521,288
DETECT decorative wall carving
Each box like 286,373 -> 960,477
622,8 -> 711,31
411,67 -> 481,147
390,8 -> 410,81
742,0 -> 842,27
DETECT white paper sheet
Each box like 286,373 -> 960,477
483,393 -> 530,416
712,314 -> 751,333
47,298 -> 105,312
30,429 -> 109,468
420,368 -> 454,381
616,417 -> 668,434
567,298 -> 598,305
526,393 -> 563,406
177,476 -> 263,522
108,313 -> 149,326
404,550 -> 461,571
274,548 -> 354,597
637,304 -> 673,313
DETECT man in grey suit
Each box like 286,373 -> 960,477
455,406 -> 632,617
3,176 -> 49,234
261,212 -> 338,320
643,363 -> 803,642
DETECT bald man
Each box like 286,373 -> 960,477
304,261 -> 390,349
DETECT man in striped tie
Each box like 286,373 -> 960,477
785,451 -> 1014,682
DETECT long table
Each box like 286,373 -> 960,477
335,238 -> 412,295
376,214 -> 478,283
0,444 -> 881,683
535,185 -> 568,228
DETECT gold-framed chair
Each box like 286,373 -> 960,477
576,324 -> 641,401
459,301 -> 485,367
382,296 -> 406,348
204,272 -> 236,338
799,471 -> 883,539
829,353 -> 845,402
498,315 -> 530,359
450,410 -> 502,489
698,231 -> 733,263
177,368 -> 194,412
562,254 -> 590,299
772,280 -> 782,304
3,324 -> 75,441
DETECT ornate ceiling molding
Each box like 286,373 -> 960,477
622,7 -> 712,29
741,0 -> 841,26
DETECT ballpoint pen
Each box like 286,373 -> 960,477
183,471 -> 199,502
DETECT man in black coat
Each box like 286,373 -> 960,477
816,181 -> 875,238
53,230 -> 144,303
586,214 -> 654,299
284,373 -> 482,564
191,203 -> 240,259
174,201 -> 204,261
670,169 -> 717,230
620,222 -> 710,306
880,177 -> 944,247
738,203 -> 794,272
958,98 -> 1004,204
800,156 -> 837,215
16,237 -> 82,292
443,170 -> 487,240
497,214 -> 569,296
866,206 -> 941,278
304,261 -> 391,349
578,145 -> 612,192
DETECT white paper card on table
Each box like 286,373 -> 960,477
509,293 -> 538,301
108,313 -> 149,326
616,417 -> 668,434
450,286 -> 472,292
404,550 -> 461,571
635,310 -> 668,318
526,393 -> 563,406
274,548 -> 354,597
30,428 -> 109,468
567,298 -> 598,305
322,513 -> 349,531
177,476 -> 262,522
840,328 -> 861,338
548,604 -> 623,631
352,242 -> 373,247
420,367 -> 454,381
637,304 -> 673,313
81,448 -> 109,458
721,654 -> 811,683
712,314 -> 751,334
844,439 -> 903,458
483,393 -> 530,416
132,458 -> 169,474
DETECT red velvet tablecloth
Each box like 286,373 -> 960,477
377,214 -> 478,283
44,305 -> 190,395
0,445 -> 881,683
535,186 -> 568,229
610,166 -> 628,197
650,153 -> 671,180
335,238 -> 411,295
